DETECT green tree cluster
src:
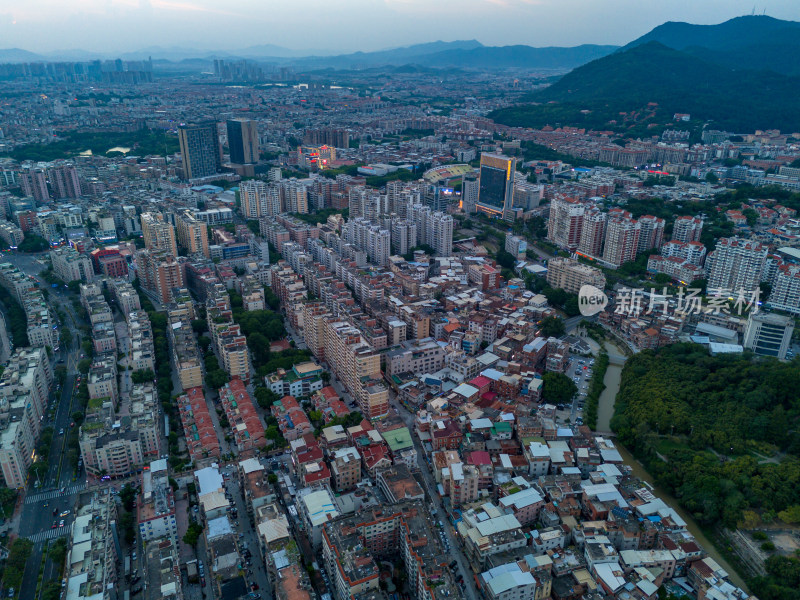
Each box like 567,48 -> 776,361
0,284 -> 30,347
612,343 -> 800,530
17,235 -> 50,253
204,351 -> 229,390
542,287 -> 581,317
1,538 -> 33,595
2,128 -> 179,162
290,208 -> 349,226
542,372 -> 577,406
583,351 -> 609,429
255,348 -> 313,380
538,316 -> 566,338
254,386 -> 280,409
750,555 -> 800,600
183,519 -> 204,547
222,290 -> 287,371
130,368 -> 155,384
496,248 -> 517,270
365,168 -> 419,188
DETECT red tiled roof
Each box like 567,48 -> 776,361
467,451 -> 491,466
328,399 -> 350,418
177,387 -> 221,460
296,445 -> 324,465
361,445 -> 390,469
303,462 -> 331,485
219,378 -> 266,450
469,375 -> 492,389
320,386 -> 339,400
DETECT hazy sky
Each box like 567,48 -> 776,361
1,0 -> 798,54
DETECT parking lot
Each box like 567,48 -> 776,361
554,354 -> 596,425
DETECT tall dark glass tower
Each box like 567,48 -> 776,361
226,119 -> 259,165
477,153 -> 516,222
178,123 -> 222,180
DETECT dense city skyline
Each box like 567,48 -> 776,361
2,6 -> 800,600
1,0 -> 798,55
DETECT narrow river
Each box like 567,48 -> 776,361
595,341 -> 748,590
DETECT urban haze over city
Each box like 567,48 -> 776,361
0,3 -> 799,600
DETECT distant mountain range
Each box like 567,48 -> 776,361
0,39 -> 618,71
0,48 -> 48,62
490,15 -> 800,134
622,15 -> 800,76
410,44 -> 618,70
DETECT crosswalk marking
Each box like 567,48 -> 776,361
25,483 -> 86,505
26,527 -> 71,543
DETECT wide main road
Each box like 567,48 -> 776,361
2,251 -> 86,600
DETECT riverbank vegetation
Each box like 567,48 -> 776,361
583,350 -> 609,429
612,343 -> 800,598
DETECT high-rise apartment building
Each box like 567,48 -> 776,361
366,226 -> 391,266
405,205 -> 452,257
425,185 -> 448,213
137,250 -> 184,304
322,320 -> 388,420
707,237 -> 767,294
176,211 -> 209,257
672,216 -> 703,243
386,179 -> 408,215
637,215 -> 666,254
349,187 -> 386,222
239,180 -> 269,219
767,263 -> 800,315
660,240 -> 706,265
19,169 -> 49,202
578,207 -> 606,257
430,211 -> 453,257
226,118 -> 258,164
49,165 -> 81,199
178,122 -> 222,180
140,212 -> 178,256
602,210 -> 640,268
547,196 -> 584,251
391,220 -> 417,256
478,153 -> 516,221
303,127 -> 350,148
462,173 -> 479,214
0,348 -> 53,488
282,179 -> 309,214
